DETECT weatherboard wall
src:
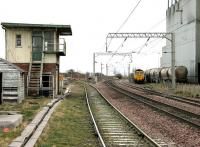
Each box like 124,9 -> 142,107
5,28 -> 58,64
5,28 -> 32,63
0,59 -> 25,103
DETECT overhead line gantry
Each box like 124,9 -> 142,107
106,32 -> 176,89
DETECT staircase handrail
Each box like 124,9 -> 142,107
27,50 -> 32,95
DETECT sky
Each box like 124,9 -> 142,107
0,0 -> 168,75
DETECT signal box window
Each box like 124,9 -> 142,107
16,34 -> 22,47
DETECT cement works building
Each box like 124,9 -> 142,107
1,22 -> 72,97
161,0 -> 200,83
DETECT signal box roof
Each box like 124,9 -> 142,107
1,22 -> 72,36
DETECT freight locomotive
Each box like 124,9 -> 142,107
145,66 -> 188,83
133,69 -> 145,83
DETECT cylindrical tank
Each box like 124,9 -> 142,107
149,69 -> 155,82
145,66 -> 188,83
160,67 -> 170,81
130,73 -> 134,82
168,66 -> 188,82
145,69 -> 151,82
149,68 -> 159,82
154,68 -> 162,82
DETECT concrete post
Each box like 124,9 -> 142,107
128,64 -> 130,82
93,53 -> 95,79
101,63 -> 103,78
171,33 -> 176,89
106,64 -> 108,76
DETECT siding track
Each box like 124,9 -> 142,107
106,80 -> 200,129
118,81 -> 200,107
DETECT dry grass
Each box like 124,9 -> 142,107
145,83 -> 200,99
175,83 -> 200,98
0,97 -> 50,146
35,82 -> 99,147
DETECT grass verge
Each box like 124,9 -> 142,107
0,97 -> 50,146
35,82 -> 99,147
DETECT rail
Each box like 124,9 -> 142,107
84,83 -> 106,147
118,81 -> 200,107
107,80 -> 200,129
85,82 -> 162,146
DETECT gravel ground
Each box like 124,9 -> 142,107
95,82 -> 200,147
116,81 -> 200,115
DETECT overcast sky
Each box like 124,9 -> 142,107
0,0 -> 168,75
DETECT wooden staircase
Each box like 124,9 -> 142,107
28,62 -> 41,96
27,52 -> 44,96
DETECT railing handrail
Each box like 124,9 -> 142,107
27,50 -> 32,95
44,38 -> 66,53
39,52 -> 44,89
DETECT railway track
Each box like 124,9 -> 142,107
118,81 -> 200,107
84,83 -> 167,147
106,80 -> 200,129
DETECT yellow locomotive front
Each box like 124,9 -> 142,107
134,69 -> 145,83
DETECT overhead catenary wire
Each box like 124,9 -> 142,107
106,0 -> 181,55
128,17 -> 167,55
100,1 -> 177,74
106,0 -> 143,52
106,37 -> 127,64
116,0 -> 142,33
137,37 -> 150,54
145,18 -> 166,32
139,39 -> 164,55
105,0 -> 190,77
106,1 -> 168,62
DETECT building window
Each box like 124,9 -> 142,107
16,34 -> 22,47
